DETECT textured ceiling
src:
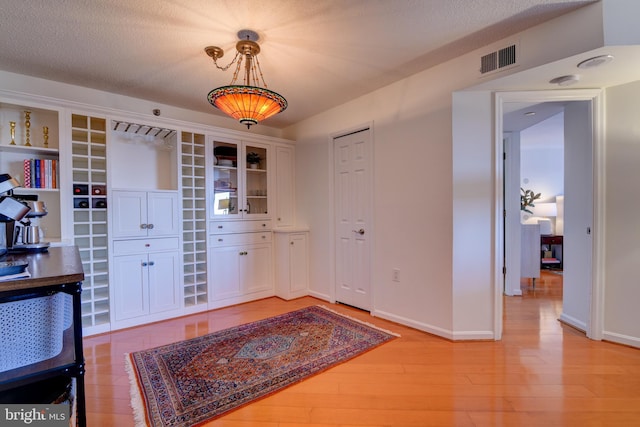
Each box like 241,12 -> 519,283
0,0 -> 596,128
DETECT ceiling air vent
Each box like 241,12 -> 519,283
480,44 -> 517,74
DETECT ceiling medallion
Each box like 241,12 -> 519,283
205,29 -> 287,128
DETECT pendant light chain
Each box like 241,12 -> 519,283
212,50 -> 241,72
253,55 -> 269,88
230,55 -> 243,85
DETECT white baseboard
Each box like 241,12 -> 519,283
308,290 -> 331,302
372,309 -> 496,341
559,312 -> 587,332
602,331 -> 640,349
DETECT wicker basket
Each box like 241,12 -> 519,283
0,293 -> 72,372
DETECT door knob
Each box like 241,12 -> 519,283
353,228 -> 365,235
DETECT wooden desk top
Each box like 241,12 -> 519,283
0,246 -> 84,293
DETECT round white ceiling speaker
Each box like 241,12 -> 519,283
577,54 -> 614,69
549,74 -> 580,86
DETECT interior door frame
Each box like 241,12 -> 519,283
328,121 -> 375,307
494,90 -> 605,341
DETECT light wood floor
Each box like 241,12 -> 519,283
83,271 -> 640,426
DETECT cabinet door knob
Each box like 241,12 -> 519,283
147,224 -> 154,229
149,261 -> 155,266
141,262 -> 148,267
290,241 -> 294,245
218,225 -> 223,229
145,243 -> 150,247
140,224 -> 148,229
352,228 -> 365,235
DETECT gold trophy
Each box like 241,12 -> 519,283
43,126 -> 49,148
24,111 -> 32,146
9,121 -> 16,145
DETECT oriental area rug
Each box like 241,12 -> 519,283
126,305 -> 398,427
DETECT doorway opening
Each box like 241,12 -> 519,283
494,90 -> 604,341
504,103 -> 565,294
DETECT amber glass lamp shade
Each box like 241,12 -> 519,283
208,85 -> 287,128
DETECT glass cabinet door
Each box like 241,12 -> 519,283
244,143 -> 268,216
212,140 -> 239,217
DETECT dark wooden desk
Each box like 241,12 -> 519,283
541,235 -> 563,270
0,246 -> 86,427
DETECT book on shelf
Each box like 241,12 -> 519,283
22,158 -> 59,189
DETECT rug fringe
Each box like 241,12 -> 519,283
125,353 -> 150,427
316,305 -> 401,337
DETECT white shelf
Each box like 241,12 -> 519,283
0,145 -> 59,155
181,131 -> 208,308
14,187 -> 60,193
71,113 -> 110,329
0,100 -> 64,243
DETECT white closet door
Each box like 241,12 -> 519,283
334,128 -> 372,311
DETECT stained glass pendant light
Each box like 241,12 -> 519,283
205,30 -> 287,128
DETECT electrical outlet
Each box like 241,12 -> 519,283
392,268 -> 400,282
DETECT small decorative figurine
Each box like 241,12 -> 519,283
24,111 -> 32,146
43,126 -> 49,148
9,121 -> 16,145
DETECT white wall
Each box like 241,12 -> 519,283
520,113 -> 565,205
286,2 -> 613,339
290,61 -> 461,335
295,139 -> 332,301
520,147 -> 564,201
603,80 -> 640,347
452,91 -> 494,338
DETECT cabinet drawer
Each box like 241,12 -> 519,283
211,220 -> 271,234
210,232 -> 272,247
113,237 -> 179,255
541,236 -> 563,245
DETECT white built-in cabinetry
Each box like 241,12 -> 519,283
110,190 -> 181,325
0,99 -> 66,245
112,237 -> 181,323
1,90 -> 301,335
111,190 -> 179,238
274,230 -> 309,300
210,137 -> 270,219
180,131 -> 208,310
274,145 -> 295,227
208,135 -> 277,307
70,113 -> 110,331
209,220 -> 274,307
108,122 -> 181,329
